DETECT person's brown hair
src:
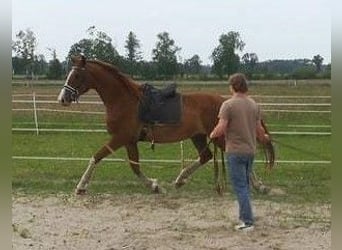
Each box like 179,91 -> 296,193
228,73 -> 248,93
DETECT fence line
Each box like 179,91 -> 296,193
11,79 -> 332,86
12,93 -> 331,165
12,107 -> 331,114
12,155 -> 331,165
11,121 -> 332,129
13,100 -> 103,105
261,103 -> 330,106
32,92 -> 39,135
270,131 -> 331,135
12,94 -> 331,99
12,99 -> 331,107
12,128 -> 108,133
12,121 -> 105,126
12,93 -> 331,135
13,108 -> 105,115
222,95 -> 331,99
263,110 -> 331,113
271,124 -> 331,128
11,127 -> 331,135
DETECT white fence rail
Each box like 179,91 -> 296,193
12,99 -> 332,107
12,156 -> 331,165
11,127 -> 331,136
12,93 -> 331,136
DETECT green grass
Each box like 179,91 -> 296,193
12,81 -> 331,204
12,132 -> 331,203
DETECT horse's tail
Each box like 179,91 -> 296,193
260,119 -> 276,170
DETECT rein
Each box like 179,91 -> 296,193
104,144 -> 140,165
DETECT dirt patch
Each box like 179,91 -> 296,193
12,193 -> 330,250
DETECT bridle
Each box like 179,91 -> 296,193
62,66 -> 86,103
62,84 -> 79,102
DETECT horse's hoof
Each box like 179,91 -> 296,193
152,184 -> 160,193
152,187 -> 160,193
174,179 -> 186,189
259,185 -> 270,194
75,188 -> 87,195
215,185 -> 224,196
150,179 -> 160,193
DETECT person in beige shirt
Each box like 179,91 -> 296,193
210,73 -> 269,231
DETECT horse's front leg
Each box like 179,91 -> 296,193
75,137 -> 122,195
125,143 -> 160,193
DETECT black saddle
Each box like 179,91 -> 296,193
138,83 -> 182,125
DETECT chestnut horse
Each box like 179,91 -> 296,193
58,55 -> 274,195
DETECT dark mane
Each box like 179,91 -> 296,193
87,59 -> 141,98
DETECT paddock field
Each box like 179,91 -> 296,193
12,79 -> 331,249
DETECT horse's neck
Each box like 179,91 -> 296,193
91,68 -> 139,107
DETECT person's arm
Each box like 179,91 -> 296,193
256,120 -> 270,144
210,118 -> 228,139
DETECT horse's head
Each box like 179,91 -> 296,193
58,55 -> 93,106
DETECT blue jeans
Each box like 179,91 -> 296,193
226,153 -> 254,225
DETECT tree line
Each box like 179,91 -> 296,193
12,26 -> 331,81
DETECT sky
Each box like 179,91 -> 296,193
12,0 -> 331,65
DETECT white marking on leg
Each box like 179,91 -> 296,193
175,160 -> 202,186
76,156 -> 96,191
150,178 -> 159,192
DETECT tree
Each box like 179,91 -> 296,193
241,53 -> 258,77
292,65 -> 316,79
32,54 -> 48,77
323,63 -> 331,78
210,31 -> 245,78
68,26 -> 119,65
152,32 -> 181,79
12,28 -> 37,77
47,49 -> 63,79
184,54 -> 202,75
124,31 -> 142,76
312,54 -> 324,73
139,61 -> 158,80
68,39 -> 93,59
12,57 -> 26,75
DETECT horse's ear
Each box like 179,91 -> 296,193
80,54 -> 86,67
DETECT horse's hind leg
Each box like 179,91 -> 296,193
213,137 -> 269,193
250,171 -> 270,194
174,134 -> 212,188
125,143 -> 160,193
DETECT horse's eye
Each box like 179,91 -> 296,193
74,74 -> 79,80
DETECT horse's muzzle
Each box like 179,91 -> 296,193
57,89 -> 72,106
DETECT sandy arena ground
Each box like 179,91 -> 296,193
12,193 -> 330,250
